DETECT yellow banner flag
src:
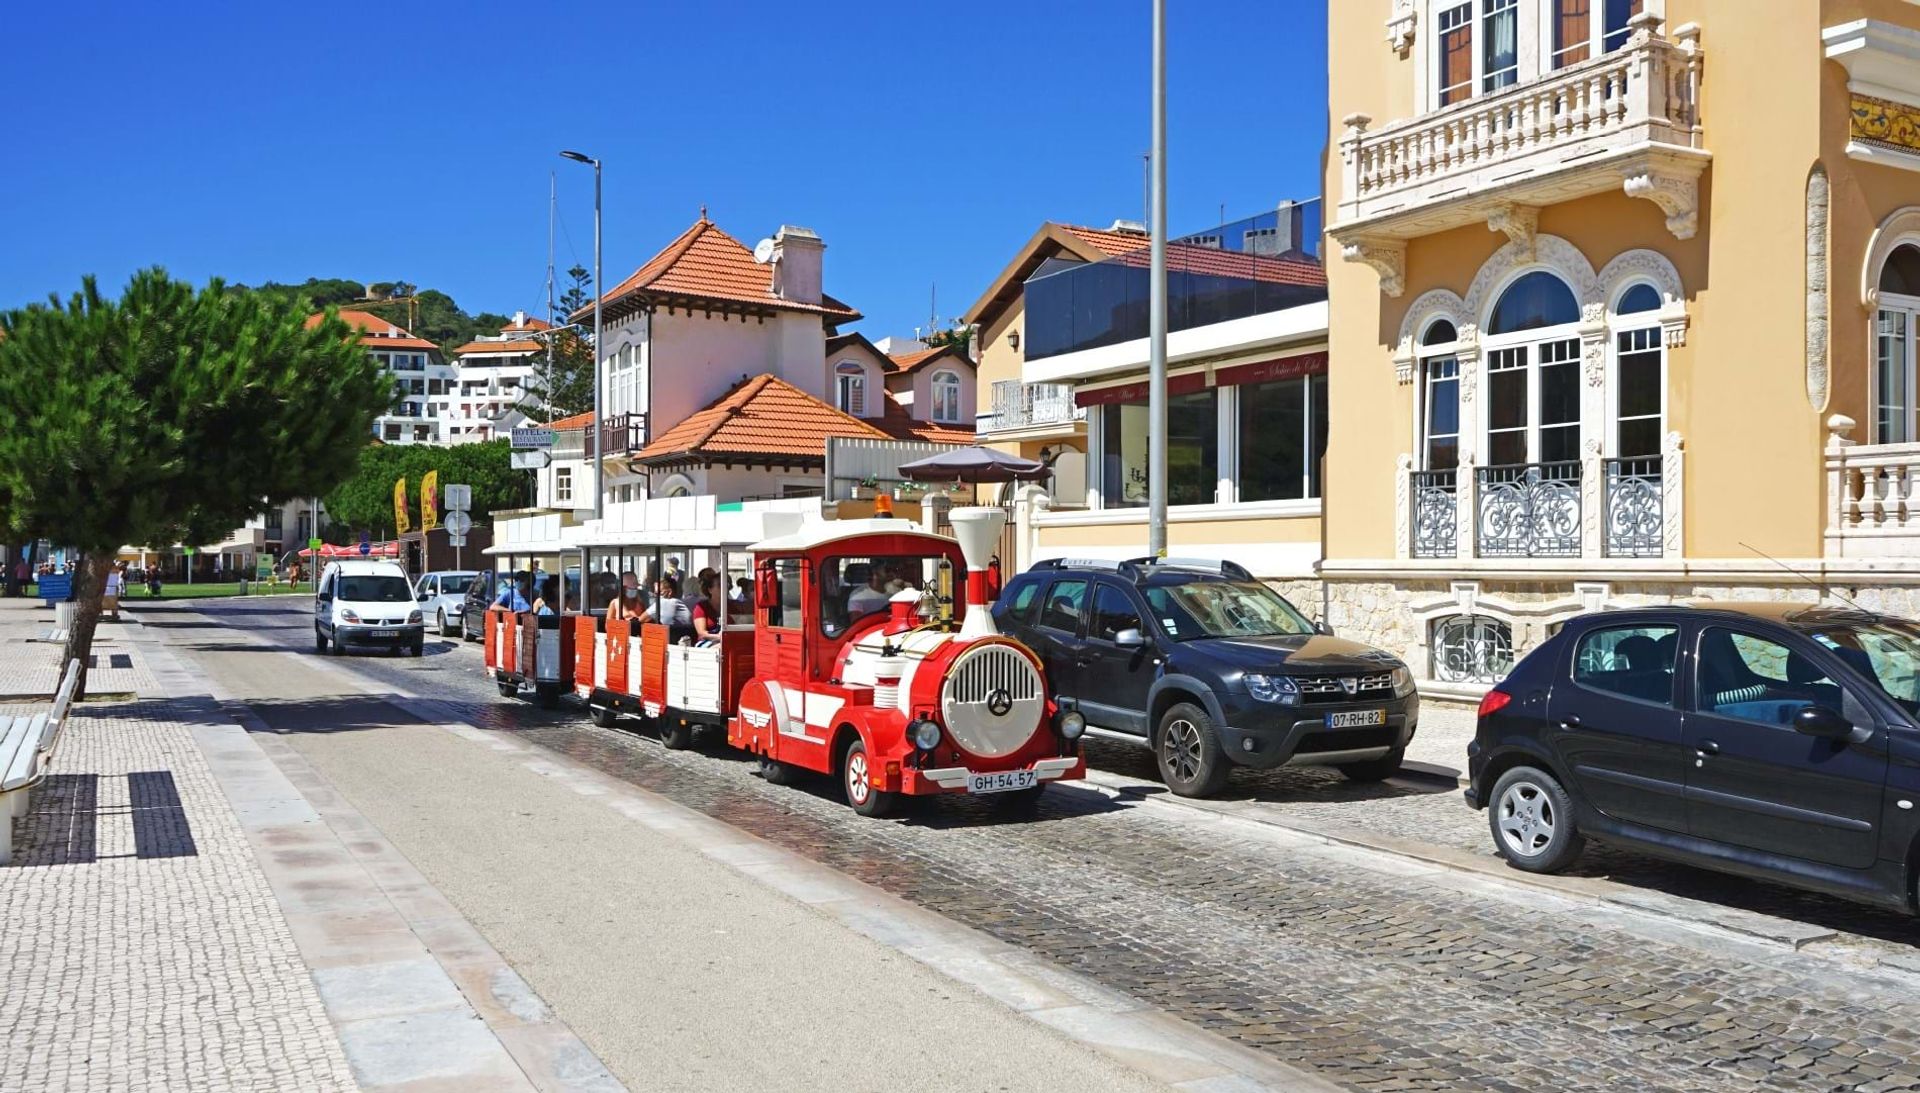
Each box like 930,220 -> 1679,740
421,470 -> 439,532
393,477 -> 411,536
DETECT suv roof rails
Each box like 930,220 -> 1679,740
1120,556 -> 1255,582
1029,556 -> 1144,579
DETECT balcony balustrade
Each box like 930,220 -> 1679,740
1602,456 -> 1664,558
1477,461 -> 1583,559
980,380 -> 1084,436
1826,416 -> 1920,558
1331,18 -> 1706,294
599,412 -> 647,457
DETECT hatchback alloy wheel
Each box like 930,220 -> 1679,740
1486,765 -> 1584,873
1496,781 -> 1556,858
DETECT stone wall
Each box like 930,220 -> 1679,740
1322,574 -> 1920,684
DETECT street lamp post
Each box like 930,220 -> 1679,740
559,150 -> 604,522
1147,0 -> 1169,558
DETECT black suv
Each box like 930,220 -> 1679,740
1468,603 -> 1920,912
995,558 -> 1419,797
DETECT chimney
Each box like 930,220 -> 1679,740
946,506 -> 1008,639
511,309 -> 527,328
770,225 -> 824,305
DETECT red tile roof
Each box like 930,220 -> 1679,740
503,316 -> 553,333
635,374 -> 888,465
877,394 -> 976,444
884,343 -> 974,376
306,309 -> 440,352
547,411 -> 595,431
582,217 -> 861,324
1058,223 -> 1154,257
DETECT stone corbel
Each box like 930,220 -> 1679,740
1386,0 -> 1417,56
1487,205 -> 1539,258
1342,237 -> 1407,298
1393,346 -> 1417,384
1623,171 -> 1699,240
1660,310 -> 1690,348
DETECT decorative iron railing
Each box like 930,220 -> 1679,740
1410,469 -> 1457,558
1476,461 -> 1582,558
981,380 -> 1084,434
1603,456 -> 1663,558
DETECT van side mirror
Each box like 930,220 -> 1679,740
1114,627 -> 1145,648
1314,619 -> 1334,636
1793,704 -> 1853,740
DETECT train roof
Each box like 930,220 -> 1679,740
748,518 -> 956,554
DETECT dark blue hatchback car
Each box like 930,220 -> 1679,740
1469,602 -> 1920,911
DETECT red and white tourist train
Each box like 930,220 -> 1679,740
483,505 -> 1086,813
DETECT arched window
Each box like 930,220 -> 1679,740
1611,283 -> 1664,459
1431,614 -> 1514,685
1418,319 -> 1460,472
930,369 -> 962,423
834,361 -> 866,416
1876,244 -> 1920,443
1617,282 -> 1661,315
1489,270 -> 1580,334
1485,271 -> 1580,468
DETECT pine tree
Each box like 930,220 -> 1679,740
0,270 -> 388,695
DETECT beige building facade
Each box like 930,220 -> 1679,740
1324,0 -> 1920,698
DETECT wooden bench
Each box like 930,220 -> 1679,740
0,659 -> 81,865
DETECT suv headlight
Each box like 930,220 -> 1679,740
1390,666 -> 1416,697
1244,674 -> 1301,705
908,717 -> 941,751
407,610 -> 424,625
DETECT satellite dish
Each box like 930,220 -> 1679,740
753,238 -> 777,264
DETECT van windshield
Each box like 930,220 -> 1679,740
339,575 -> 412,603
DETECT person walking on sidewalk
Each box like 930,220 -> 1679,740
103,563 -> 124,620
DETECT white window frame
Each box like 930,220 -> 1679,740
1876,292 -> 1919,444
930,369 -> 963,423
1605,281 -> 1667,458
1419,0 -> 1660,114
834,361 -> 866,416
555,466 -> 574,506
1416,319 -> 1463,472
1481,270 -> 1584,468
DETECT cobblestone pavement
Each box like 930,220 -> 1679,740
0,598 -> 157,697
0,700 -> 356,1093
191,600 -> 1920,1092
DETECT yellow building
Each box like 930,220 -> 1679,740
1324,0 -> 1920,698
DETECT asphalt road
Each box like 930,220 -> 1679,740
151,599 -> 1920,1092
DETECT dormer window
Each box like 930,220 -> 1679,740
930,370 -> 962,423
835,361 -> 866,416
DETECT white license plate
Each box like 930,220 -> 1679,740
1325,709 -> 1386,729
968,769 -> 1038,795
371,629 -> 399,638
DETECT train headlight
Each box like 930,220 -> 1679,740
1058,709 -> 1086,740
908,717 -> 942,752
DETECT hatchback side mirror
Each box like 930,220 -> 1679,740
1793,704 -> 1853,740
1114,627 -> 1146,648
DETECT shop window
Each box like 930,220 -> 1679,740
1099,388 -> 1218,507
1238,375 -> 1327,501
1432,614 -> 1514,685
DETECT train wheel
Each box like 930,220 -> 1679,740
759,756 -> 800,786
497,681 -> 518,698
841,739 -> 896,818
590,704 -> 619,729
659,719 -> 693,750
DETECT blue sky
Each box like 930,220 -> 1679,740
0,1 -> 1327,340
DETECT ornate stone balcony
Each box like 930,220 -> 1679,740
1826,415 -> 1920,558
978,380 -> 1084,439
1330,16 -> 1707,296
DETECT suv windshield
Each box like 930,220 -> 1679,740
339,575 -> 412,603
1143,580 -> 1313,640
1806,621 -> 1920,715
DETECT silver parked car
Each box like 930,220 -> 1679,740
414,571 -> 479,637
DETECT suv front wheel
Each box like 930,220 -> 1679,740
1156,701 -> 1231,798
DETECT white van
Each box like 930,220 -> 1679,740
314,559 -> 425,656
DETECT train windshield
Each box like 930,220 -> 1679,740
819,555 -> 944,638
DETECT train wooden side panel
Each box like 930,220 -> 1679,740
720,637 -> 755,715
573,616 -> 596,691
639,623 -> 668,715
605,617 -> 631,694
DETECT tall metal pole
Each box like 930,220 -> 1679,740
1147,0 -> 1169,558
545,172 -> 556,422
591,160 -> 604,522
